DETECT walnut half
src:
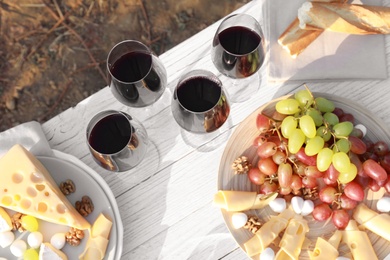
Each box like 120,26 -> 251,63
75,195 -> 94,217
65,227 -> 85,246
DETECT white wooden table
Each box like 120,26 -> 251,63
41,0 -> 390,259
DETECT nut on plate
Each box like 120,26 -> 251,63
60,179 -> 76,195
75,195 -> 94,217
65,227 -> 84,246
232,156 -> 252,174
244,216 -> 262,234
11,213 -> 26,232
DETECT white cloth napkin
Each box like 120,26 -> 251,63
0,121 -> 53,157
266,0 -> 388,82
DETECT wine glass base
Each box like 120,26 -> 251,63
179,116 -> 232,152
222,72 -> 261,103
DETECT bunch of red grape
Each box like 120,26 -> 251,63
246,89 -> 390,229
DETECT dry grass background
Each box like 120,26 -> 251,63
0,0 -> 249,132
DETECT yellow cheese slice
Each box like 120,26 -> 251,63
308,230 -> 341,260
244,208 -> 295,257
353,203 -> 390,242
275,215 -> 309,260
0,207 -> 12,232
213,190 -> 277,211
342,220 -> 378,260
0,144 -> 90,230
79,213 -> 112,260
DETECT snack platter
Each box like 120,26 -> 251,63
0,150 -> 123,259
217,92 -> 390,259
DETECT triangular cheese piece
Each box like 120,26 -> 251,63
0,144 -> 90,230
39,243 -> 68,260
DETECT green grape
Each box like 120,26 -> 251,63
333,121 -> 354,138
317,147 -> 334,171
332,152 -> 351,173
338,163 -> 358,184
21,215 -> 39,232
275,99 -> 301,115
316,126 -> 331,142
305,136 -> 325,156
288,128 -> 305,154
23,248 -> 39,260
281,116 -> 297,138
315,97 -> 335,113
294,89 -> 314,107
306,108 -> 323,127
323,112 -> 339,126
299,115 -> 316,138
333,138 -> 350,153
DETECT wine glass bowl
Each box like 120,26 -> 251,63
107,40 -> 167,107
86,110 -> 149,172
171,70 -> 230,135
211,14 -> 266,103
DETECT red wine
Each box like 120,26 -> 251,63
212,26 -> 264,78
218,26 -> 261,55
88,114 -> 131,154
109,51 -> 163,106
177,76 -> 222,112
110,51 -> 151,82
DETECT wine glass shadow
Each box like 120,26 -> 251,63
180,115 -> 233,153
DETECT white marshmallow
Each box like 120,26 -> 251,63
28,231 -> 43,249
10,239 -> 27,257
0,231 -> 14,248
231,212 -> 248,229
377,197 -> 390,213
260,247 -> 275,260
269,198 -> 287,213
301,200 -> 314,216
291,196 -> 304,214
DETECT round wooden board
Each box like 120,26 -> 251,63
218,92 -> 390,259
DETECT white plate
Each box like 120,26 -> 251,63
0,150 -> 123,259
218,93 -> 390,259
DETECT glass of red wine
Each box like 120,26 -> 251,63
107,40 -> 167,107
86,110 -> 148,172
171,70 -> 231,149
211,13 -> 265,103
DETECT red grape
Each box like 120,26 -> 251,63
279,186 -> 292,195
305,165 -> 324,178
349,136 -> 367,154
259,181 -> 278,194
256,114 -> 271,133
295,147 -> 317,166
302,176 -> 317,189
349,153 -> 365,177
340,194 -> 358,210
380,152 -> 390,173
272,150 -> 287,165
319,186 -> 338,204
339,113 -> 354,124
253,134 -> 269,147
332,107 -> 344,118
324,164 -> 340,182
247,168 -> 266,185
363,159 -> 387,182
257,157 -> 278,176
343,181 -> 364,202
332,209 -> 350,229
368,178 -> 381,192
312,203 -> 332,221
278,163 -> 293,188
373,141 -> 389,156
257,142 -> 278,158
290,174 -> 303,191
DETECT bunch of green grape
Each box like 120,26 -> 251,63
276,89 -> 356,184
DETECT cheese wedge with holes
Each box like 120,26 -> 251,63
308,230 -> 341,260
342,220 -> 378,260
275,215 -> 309,260
79,213 -> 112,260
0,144 -> 90,230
